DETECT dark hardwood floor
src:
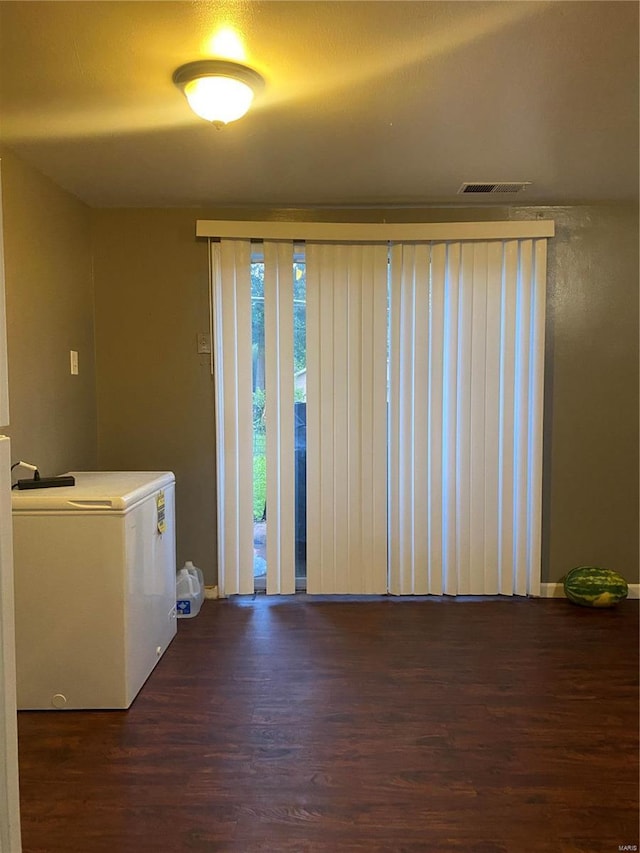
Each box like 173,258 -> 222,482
17,596 -> 639,853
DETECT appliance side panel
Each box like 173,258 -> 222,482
12,513 -> 127,709
124,483 -> 177,705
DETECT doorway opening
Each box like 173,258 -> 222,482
251,255 -> 306,590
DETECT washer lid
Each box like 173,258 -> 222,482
11,471 -> 175,513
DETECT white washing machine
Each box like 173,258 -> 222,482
12,471 -> 178,710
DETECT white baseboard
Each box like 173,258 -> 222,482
540,582 -> 639,599
204,585 -> 219,600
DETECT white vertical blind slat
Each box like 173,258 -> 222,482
412,245 -> 430,595
318,245 -> 336,591
212,240 -> 254,596
388,245 -> 403,595
370,246 -> 390,594
428,243 -> 446,594
469,242 -> 488,594
483,241 -> 503,593
305,246 -> 321,589
498,240 -> 519,595
306,243 -> 388,594
264,241 -> 296,594
333,246 -> 349,589
399,244 -> 416,594
455,243 -> 474,594
347,247 -> 363,591
526,239 -> 547,596
442,243 -> 461,595
513,240 -> 533,595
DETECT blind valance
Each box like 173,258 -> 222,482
196,219 -> 554,243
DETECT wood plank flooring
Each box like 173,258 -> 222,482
17,596 -> 639,853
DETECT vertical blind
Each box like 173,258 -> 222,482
388,239 -> 547,596
211,240 -> 254,595
205,221 -> 552,597
306,243 -> 388,594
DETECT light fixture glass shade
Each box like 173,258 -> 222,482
184,76 -> 254,124
173,60 -> 264,127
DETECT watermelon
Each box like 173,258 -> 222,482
562,566 -> 628,608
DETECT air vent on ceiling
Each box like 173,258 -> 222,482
458,182 -> 531,194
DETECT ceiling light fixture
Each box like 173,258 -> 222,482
173,60 -> 264,128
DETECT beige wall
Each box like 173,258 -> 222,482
92,204 -> 639,586
91,210 -> 216,581
532,204 -> 639,584
0,148 -> 97,474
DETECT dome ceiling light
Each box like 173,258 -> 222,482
173,60 -> 264,127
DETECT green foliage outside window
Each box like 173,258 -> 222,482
251,259 -> 306,521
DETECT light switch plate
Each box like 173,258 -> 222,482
70,350 -> 79,375
197,333 -> 211,354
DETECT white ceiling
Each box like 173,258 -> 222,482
0,1 -> 637,209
